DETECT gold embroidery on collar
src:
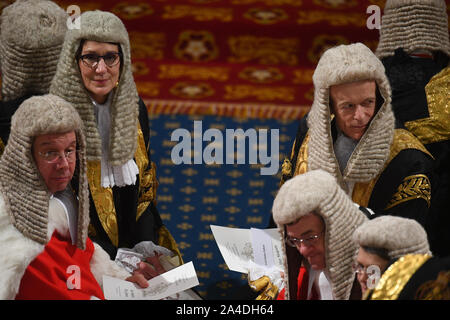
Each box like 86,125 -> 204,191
352,129 -> 432,207
385,174 -> 431,209
87,160 -> 119,247
405,66 -> 450,145
370,254 -> 432,300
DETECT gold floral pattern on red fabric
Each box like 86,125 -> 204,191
224,85 -> 295,102
163,5 -> 233,22
238,67 -> 284,83
112,2 -> 154,20
174,31 -> 219,62
170,82 -> 215,99
159,64 -> 229,81
228,36 -> 299,65
244,8 -> 289,24
129,32 -> 166,59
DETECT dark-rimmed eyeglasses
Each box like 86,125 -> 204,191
38,150 -> 76,164
285,230 -> 324,248
79,52 -> 121,69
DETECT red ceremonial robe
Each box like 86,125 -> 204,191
277,266 -> 320,300
15,231 -> 105,300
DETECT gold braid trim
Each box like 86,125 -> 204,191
370,254 -> 432,300
352,129 -> 433,207
385,174 -> 431,210
293,133 -> 309,176
87,160 -> 119,247
135,124 -> 158,221
405,66 -> 450,145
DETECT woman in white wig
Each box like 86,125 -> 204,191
50,10 -> 181,264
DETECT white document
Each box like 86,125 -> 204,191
210,225 -> 254,273
211,225 -> 283,273
103,261 -> 199,300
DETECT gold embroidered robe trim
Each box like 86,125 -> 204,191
135,124 -> 158,221
290,129 -> 432,208
352,129 -> 433,207
88,125 -> 156,246
405,66 -> 450,145
87,160 -> 119,247
369,254 -> 432,300
293,133 -> 309,176
386,174 -> 431,209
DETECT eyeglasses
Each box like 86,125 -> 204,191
38,150 -> 76,164
285,230 -> 324,248
352,262 -> 381,276
79,52 -> 121,69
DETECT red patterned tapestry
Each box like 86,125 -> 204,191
1,0 -> 420,119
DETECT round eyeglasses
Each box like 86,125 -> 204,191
38,150 -> 76,164
79,52 -> 121,69
285,230 -> 324,248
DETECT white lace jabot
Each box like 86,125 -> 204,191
92,93 -> 139,188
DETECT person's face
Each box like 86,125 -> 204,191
78,40 -> 121,104
355,247 -> 390,295
286,213 -> 326,270
32,131 -> 77,194
330,80 -> 377,141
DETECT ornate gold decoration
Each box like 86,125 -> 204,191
159,64 -> 229,81
129,32 -> 165,59
174,30 -> 219,62
249,275 -> 279,300
135,125 -> 158,220
112,2 -> 154,20
244,8 -> 288,25
170,82 -> 214,99
135,81 -> 160,97
298,11 -> 364,26
292,69 -> 314,84
308,34 -> 348,63
228,36 -> 299,65
281,158 -> 292,177
352,129 -> 433,207
370,254 -> 432,300
87,160 -> 119,247
224,85 -> 295,102
405,66 -> 450,145
293,133 -> 309,176
239,67 -> 283,83
163,5 -> 232,22
385,174 -> 431,210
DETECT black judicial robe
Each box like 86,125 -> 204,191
275,115 -> 434,231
